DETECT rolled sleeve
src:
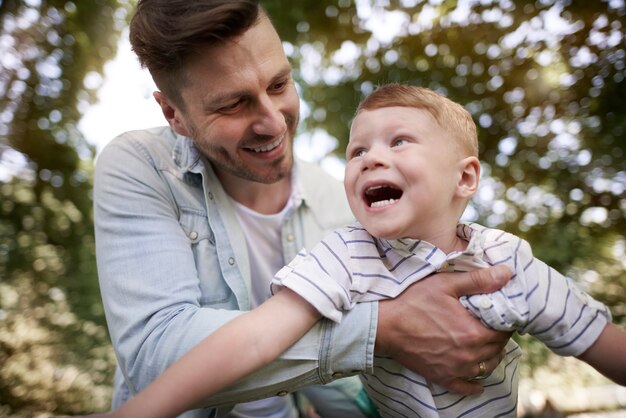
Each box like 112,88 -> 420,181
461,229 -> 612,357
319,301 -> 377,382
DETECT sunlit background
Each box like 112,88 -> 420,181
1,0 -> 625,416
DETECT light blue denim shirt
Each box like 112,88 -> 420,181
93,127 -> 377,416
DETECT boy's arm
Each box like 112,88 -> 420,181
107,289 -> 321,418
577,322 -> 626,386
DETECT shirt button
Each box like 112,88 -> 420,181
479,297 -> 491,309
189,231 -> 198,240
276,390 -> 289,397
287,234 -> 294,242
228,257 -> 235,265
439,262 -> 449,271
208,192 -> 214,200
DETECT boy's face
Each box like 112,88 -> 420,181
345,106 -> 468,240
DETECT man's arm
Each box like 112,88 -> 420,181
376,265 -> 513,395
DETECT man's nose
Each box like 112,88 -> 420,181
253,95 -> 287,137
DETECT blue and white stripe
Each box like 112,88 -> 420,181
271,222 -> 611,417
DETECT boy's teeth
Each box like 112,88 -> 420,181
371,198 -> 396,208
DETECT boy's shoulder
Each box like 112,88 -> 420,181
460,222 -> 534,257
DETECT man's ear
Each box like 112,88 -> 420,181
456,156 -> 481,198
153,91 -> 191,137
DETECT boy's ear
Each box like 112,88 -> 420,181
456,156 -> 480,198
153,91 -> 191,137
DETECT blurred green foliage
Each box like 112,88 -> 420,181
264,0 -> 626,315
0,0 -> 132,415
263,0 -> 626,390
0,0 -> 625,415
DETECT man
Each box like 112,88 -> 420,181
93,1 -> 511,416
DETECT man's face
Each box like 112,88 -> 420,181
160,15 -> 300,187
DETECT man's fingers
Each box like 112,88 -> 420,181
484,349 -> 506,374
476,334 -> 512,359
451,265 -> 512,297
466,350 -> 505,380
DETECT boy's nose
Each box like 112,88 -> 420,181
362,145 -> 389,171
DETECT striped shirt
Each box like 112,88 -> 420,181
271,222 -> 611,417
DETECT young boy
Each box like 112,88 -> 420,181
86,84 -> 626,418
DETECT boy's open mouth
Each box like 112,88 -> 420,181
364,185 -> 403,208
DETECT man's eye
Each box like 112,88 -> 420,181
220,100 -> 244,113
270,80 -> 288,92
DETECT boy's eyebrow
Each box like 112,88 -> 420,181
345,139 -> 359,156
202,66 -> 292,110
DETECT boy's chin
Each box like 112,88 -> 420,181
366,226 -> 403,241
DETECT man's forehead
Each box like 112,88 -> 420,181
180,16 -> 290,102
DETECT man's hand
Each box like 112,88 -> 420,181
375,265 -> 512,395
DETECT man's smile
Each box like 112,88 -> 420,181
245,134 -> 284,153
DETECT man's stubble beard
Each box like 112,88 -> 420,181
189,123 -> 295,185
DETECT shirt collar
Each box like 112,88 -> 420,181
172,133 -> 204,174
290,159 -> 306,210
380,222 -> 485,259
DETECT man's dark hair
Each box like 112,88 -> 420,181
129,0 -> 261,108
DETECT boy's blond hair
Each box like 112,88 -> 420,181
356,84 -> 478,157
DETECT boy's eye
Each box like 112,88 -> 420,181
352,149 -> 366,158
392,138 -> 406,147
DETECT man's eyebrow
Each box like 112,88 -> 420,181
202,66 -> 293,111
272,66 -> 292,83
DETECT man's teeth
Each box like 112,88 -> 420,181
251,136 -> 282,153
371,198 -> 397,208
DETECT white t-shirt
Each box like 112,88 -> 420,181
228,195 -> 297,418
231,197 -> 293,308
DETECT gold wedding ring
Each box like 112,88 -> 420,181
474,360 -> 487,380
